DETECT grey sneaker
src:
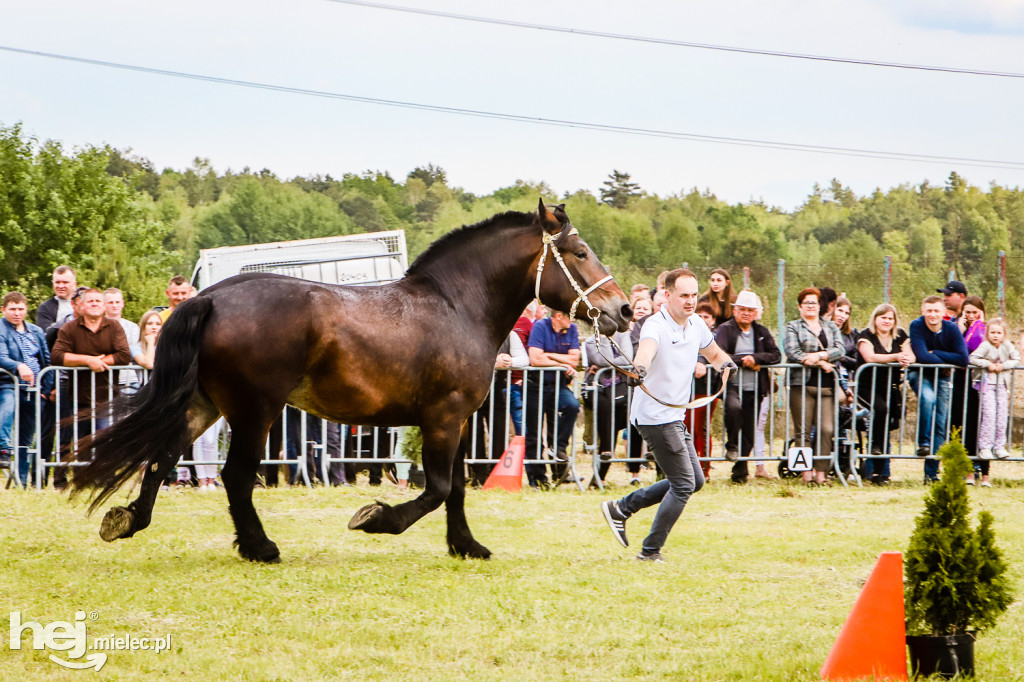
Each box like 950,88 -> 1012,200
636,551 -> 665,562
601,500 -> 629,547
724,447 -> 739,462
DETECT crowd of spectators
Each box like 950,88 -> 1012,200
495,270 -> 1024,489
4,263 -> 1024,492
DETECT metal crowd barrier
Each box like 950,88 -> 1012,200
1,367 -> 23,489
9,362 -> 1022,491
581,363 -> 847,488
849,362 -> 1024,480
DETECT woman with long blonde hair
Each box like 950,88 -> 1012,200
131,310 -> 162,370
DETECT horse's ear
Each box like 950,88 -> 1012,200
537,198 -> 561,234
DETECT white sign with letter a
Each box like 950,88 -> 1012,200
787,446 -> 813,472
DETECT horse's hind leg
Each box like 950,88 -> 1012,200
446,426 -> 491,559
100,396 -> 219,542
348,418 -> 461,536
220,416 -> 280,563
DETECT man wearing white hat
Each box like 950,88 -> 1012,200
713,290 -> 781,483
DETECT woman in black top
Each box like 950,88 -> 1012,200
856,303 -> 914,484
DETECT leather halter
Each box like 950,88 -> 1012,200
534,227 -> 613,327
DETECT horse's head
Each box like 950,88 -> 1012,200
534,199 -> 632,336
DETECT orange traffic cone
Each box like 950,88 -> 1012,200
820,551 -> 907,681
482,436 -> 526,491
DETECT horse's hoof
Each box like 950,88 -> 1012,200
99,507 -> 134,542
448,538 -> 492,560
235,539 -> 281,564
348,501 -> 387,532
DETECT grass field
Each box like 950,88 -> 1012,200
2,467 -> 1023,681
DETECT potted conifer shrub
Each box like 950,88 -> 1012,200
904,435 -> 1014,678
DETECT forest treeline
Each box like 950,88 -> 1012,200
2,122 -> 1022,326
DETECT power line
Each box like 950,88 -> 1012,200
326,0 -> 1024,80
3,44 -> 1024,171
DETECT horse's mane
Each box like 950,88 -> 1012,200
405,210 -> 536,278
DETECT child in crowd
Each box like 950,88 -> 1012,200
969,318 -> 1019,484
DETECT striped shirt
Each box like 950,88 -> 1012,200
13,327 -> 42,385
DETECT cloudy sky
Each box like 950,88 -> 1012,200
2,0 -> 1023,209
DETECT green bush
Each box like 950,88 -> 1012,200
904,435 -> 1015,636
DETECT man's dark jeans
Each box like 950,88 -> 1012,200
523,371 -> 579,487
618,421 -> 704,554
724,387 -> 764,482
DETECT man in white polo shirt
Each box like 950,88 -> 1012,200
601,268 -> 735,562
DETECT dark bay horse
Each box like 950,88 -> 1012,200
70,200 -> 631,562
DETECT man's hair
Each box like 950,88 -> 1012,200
53,265 -> 75,277
71,286 -> 91,301
630,283 -> 650,295
796,287 -> 820,305
664,268 -> 697,292
80,287 -> 103,299
922,295 -> 944,307
104,287 -> 123,297
2,291 -> 27,307
168,275 -> 188,287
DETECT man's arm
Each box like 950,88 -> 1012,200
106,325 -> 132,366
59,352 -> 109,372
528,347 -> 575,369
51,326 -> 107,372
932,326 -> 969,366
713,325 -> 744,365
0,329 -> 20,375
908,321 -> 942,365
699,340 -> 735,372
632,337 -> 658,371
754,327 -> 782,365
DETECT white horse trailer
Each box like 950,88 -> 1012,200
191,230 -> 408,290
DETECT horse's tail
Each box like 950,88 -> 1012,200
69,296 -> 215,513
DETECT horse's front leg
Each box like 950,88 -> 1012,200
348,420 -> 460,535
446,425 -> 491,559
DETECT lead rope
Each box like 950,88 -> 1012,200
593,324 -> 731,410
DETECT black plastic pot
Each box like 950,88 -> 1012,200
906,632 -> 975,678
408,465 -> 426,489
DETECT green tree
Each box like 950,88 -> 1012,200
406,164 -> 447,188
0,123 -> 177,314
600,170 -> 641,209
195,177 -> 355,249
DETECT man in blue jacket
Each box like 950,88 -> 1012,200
1,292 -> 54,486
908,295 -> 969,482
